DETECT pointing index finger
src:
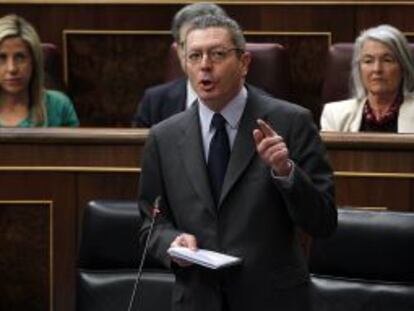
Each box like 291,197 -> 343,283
257,118 -> 276,137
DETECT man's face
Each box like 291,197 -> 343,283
184,27 -> 250,110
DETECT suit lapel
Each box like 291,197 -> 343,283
178,105 -> 216,212
219,90 -> 263,205
177,88 -> 268,210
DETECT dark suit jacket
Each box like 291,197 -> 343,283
132,78 -> 187,127
138,87 -> 337,311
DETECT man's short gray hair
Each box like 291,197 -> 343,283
171,2 -> 227,44
185,14 -> 246,51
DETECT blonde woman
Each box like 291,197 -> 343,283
0,14 -> 79,127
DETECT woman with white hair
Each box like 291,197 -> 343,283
321,24 -> 414,132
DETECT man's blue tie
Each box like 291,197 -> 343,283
207,113 -> 230,204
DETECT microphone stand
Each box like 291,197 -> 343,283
126,196 -> 161,311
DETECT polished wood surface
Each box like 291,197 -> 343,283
322,132 -> 414,173
0,127 -> 147,167
0,202 -> 51,311
323,131 -> 414,147
321,132 -> 414,211
0,127 -> 148,143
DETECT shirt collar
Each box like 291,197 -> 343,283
186,80 -> 198,109
198,86 -> 247,131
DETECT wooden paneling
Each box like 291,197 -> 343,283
0,172 -> 76,311
334,177 -> 412,211
322,132 -> 414,172
246,32 -> 330,120
0,127 -> 147,167
322,132 -> 414,211
0,201 -> 51,311
64,31 -> 172,126
0,171 -> 138,311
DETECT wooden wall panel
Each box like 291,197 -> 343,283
0,127 -> 147,167
65,31 -> 171,126
328,149 -> 414,173
334,177 -> 412,211
0,201 -> 51,311
245,33 -> 330,120
0,144 -> 141,166
323,133 -> 414,173
0,172 -> 77,311
323,132 -> 414,211
0,169 -> 140,311
355,5 -> 414,32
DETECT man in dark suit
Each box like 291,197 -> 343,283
138,15 -> 337,311
132,2 -> 227,127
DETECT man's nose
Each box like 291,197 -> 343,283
200,53 -> 213,69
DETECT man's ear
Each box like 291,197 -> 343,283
240,51 -> 252,77
172,42 -> 180,57
174,41 -> 187,74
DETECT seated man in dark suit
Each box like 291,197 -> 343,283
132,2 -> 227,127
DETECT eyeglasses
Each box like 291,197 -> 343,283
185,47 -> 244,64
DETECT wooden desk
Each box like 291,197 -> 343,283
321,132 -> 414,211
1,128 -> 413,311
0,128 -> 146,311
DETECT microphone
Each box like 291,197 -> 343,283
126,196 -> 161,311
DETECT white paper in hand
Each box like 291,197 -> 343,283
167,246 -> 242,269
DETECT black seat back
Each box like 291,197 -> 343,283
309,208 -> 414,311
77,200 -> 174,311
